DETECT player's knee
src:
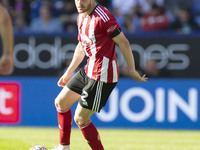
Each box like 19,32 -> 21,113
74,114 -> 84,125
54,97 -> 60,107
74,113 -> 92,125
54,97 -> 65,110
74,114 -> 80,124
54,98 -> 58,107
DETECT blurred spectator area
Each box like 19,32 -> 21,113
0,0 -> 199,34
29,1 -> 62,33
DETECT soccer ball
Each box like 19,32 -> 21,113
29,145 -> 48,150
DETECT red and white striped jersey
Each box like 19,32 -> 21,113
77,5 -> 121,83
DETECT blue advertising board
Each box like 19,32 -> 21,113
0,77 -> 199,129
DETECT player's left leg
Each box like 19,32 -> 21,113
73,78 -> 117,150
74,103 -> 104,150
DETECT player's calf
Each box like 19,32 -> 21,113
76,119 -> 104,150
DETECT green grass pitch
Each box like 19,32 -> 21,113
0,127 -> 200,150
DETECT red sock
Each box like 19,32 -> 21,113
57,108 -> 72,145
77,120 -> 104,150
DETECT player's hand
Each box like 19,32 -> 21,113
130,70 -> 148,82
0,54 -> 14,75
57,71 -> 72,87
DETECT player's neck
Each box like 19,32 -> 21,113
83,4 -> 97,17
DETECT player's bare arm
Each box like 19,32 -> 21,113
0,4 -> 14,75
57,42 -> 85,87
113,32 -> 148,82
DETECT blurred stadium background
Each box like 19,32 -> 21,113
0,0 -> 200,149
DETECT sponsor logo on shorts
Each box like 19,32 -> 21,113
81,91 -> 88,106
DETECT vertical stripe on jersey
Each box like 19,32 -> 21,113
81,16 -> 90,75
81,16 -> 89,57
87,15 -> 97,78
78,14 -> 84,42
92,82 -> 103,112
81,16 -> 88,39
112,60 -> 118,82
100,57 -> 109,82
78,14 -> 83,32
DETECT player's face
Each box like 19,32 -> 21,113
75,0 -> 93,14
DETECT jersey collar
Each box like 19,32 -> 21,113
89,4 -> 98,16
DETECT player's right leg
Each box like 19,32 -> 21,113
55,86 -> 81,110
53,87 -> 81,150
52,68 -> 86,150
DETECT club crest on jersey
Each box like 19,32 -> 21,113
80,34 -> 93,46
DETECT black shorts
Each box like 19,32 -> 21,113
66,68 -> 117,112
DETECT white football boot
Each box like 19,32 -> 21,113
50,145 -> 70,150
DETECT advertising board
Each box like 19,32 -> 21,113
0,83 -> 20,124
9,35 -> 200,78
0,77 -> 199,129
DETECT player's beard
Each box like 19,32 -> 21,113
77,1 -> 92,14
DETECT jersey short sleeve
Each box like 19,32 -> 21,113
100,9 -> 121,38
